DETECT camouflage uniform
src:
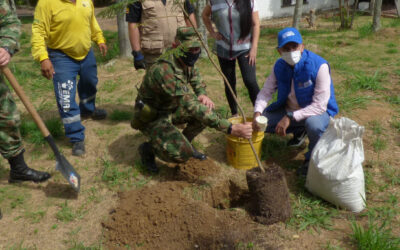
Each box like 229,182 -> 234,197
0,0 -> 23,159
135,29 -> 231,163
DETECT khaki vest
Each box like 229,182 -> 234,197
140,0 -> 186,55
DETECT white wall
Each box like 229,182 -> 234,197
258,0 -> 355,20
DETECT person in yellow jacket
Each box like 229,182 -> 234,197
31,0 -> 108,156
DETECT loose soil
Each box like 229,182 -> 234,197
174,158 -> 220,183
103,181 -> 263,250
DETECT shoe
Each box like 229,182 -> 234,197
296,160 -> 309,178
72,141 -> 85,156
81,109 -> 107,120
288,129 -> 307,147
8,151 -> 51,183
138,142 -> 159,173
192,147 -> 207,161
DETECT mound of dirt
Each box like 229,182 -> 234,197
246,165 -> 292,225
103,181 -> 260,249
175,158 -> 221,183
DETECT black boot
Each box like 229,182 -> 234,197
192,146 -> 207,161
138,142 -> 159,173
8,151 -> 51,183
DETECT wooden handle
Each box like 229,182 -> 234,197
1,66 -> 50,137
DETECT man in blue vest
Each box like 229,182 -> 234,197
253,27 -> 339,177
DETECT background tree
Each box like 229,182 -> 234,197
372,0 -> 383,32
117,0 -> 131,58
292,0 -> 303,29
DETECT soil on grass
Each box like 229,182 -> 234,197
103,181 -> 262,250
175,158 -> 221,183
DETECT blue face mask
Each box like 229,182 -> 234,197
180,50 -> 201,67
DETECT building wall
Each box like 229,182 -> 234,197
258,0 -> 355,20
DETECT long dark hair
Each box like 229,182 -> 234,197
235,0 -> 253,39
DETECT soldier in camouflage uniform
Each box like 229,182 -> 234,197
0,0 -> 50,183
133,27 -> 253,172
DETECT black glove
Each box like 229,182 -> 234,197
132,50 -> 146,70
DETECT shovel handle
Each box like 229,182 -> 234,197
1,66 -> 50,137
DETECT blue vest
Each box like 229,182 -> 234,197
266,50 -> 339,117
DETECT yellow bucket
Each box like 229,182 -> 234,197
226,117 -> 265,170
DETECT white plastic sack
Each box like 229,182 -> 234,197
305,117 -> 366,212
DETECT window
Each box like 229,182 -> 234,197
282,0 -> 309,7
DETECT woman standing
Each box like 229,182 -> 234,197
202,0 -> 260,116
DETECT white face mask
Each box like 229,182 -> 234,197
281,50 -> 302,66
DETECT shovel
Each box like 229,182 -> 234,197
1,66 -> 81,192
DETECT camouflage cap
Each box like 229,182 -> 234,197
176,27 -> 201,49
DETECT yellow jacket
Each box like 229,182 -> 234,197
31,0 -> 105,61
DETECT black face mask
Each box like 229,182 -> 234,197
180,50 -> 200,67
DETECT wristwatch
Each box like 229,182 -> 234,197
286,111 -> 294,121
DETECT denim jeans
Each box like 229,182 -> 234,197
262,107 -> 330,160
49,48 -> 98,142
218,53 -> 260,116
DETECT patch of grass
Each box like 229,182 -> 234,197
390,118 -> 400,132
336,90 -> 372,113
351,218 -> 400,249
386,95 -> 400,105
68,241 -> 102,250
372,137 -> 387,154
383,164 -> 400,186
288,193 -> 338,232
20,117 -> 64,145
56,201 -> 86,222
25,210 -> 46,223
369,120 -> 383,135
385,48 -> 398,54
102,79 -> 119,93
109,110 -> 133,121
358,23 -> 373,39
346,71 -> 385,91
260,134 -> 288,160
101,158 -> 148,189
388,18 -> 400,28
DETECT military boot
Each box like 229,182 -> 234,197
138,142 -> 159,173
8,151 -> 51,183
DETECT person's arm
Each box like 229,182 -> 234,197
254,68 -> 277,115
126,3 -> 145,69
31,0 -> 51,62
247,10 -> 260,66
0,0 -> 20,66
128,23 -> 142,52
292,64 -> 331,121
202,5 -> 222,40
31,0 -> 55,79
184,0 -> 197,27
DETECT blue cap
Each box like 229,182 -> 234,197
277,27 -> 303,48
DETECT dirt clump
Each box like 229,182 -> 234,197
246,164 -> 292,225
103,181 -> 260,250
175,158 -> 220,183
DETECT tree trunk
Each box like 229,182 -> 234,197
372,0 -> 382,32
117,0 -> 131,58
339,0 -> 345,28
395,0 -> 400,17
195,0 -> 208,58
350,0 -> 359,28
370,0 -> 376,16
293,0 -> 303,29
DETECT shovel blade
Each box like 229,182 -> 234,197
55,154 -> 81,192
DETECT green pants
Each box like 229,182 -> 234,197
140,106 -> 206,163
0,76 -> 23,159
